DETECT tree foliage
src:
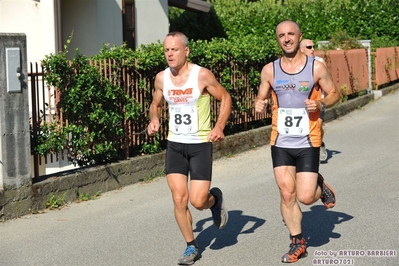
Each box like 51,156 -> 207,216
40,39 -> 142,166
169,0 -> 399,48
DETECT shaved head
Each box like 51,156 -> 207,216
300,39 -> 313,48
300,39 -> 315,57
275,20 -> 302,58
276,20 -> 301,36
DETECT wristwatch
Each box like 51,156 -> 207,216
320,101 -> 326,112
319,101 -> 326,120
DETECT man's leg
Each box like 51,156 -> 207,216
274,166 -> 303,237
294,147 -> 335,209
167,173 -> 195,243
296,172 -> 321,205
319,118 -> 327,161
188,142 -> 229,230
190,179 -> 228,230
167,174 -> 202,265
274,166 -> 309,263
189,180 -> 213,210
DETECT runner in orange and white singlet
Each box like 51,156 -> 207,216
255,20 -> 341,263
270,56 -> 322,148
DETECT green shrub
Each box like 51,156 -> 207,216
170,0 -> 399,48
41,37 -> 142,166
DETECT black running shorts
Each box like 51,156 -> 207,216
165,141 -> 213,181
271,146 -> 320,173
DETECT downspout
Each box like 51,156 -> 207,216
55,0 -> 62,52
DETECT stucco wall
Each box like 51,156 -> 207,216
135,0 -> 169,46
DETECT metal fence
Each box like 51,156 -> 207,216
29,59 -> 269,178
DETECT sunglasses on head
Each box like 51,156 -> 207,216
306,45 -> 315,49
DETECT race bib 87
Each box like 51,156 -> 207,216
277,107 -> 309,135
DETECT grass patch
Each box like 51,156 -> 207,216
45,192 -> 67,210
75,189 -> 102,202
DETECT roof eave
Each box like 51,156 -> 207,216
168,0 -> 212,13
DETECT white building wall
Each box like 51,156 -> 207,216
61,0 -> 124,58
0,0 -> 57,64
135,0 -> 169,46
0,0 -> 169,61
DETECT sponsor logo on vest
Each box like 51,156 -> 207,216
171,88 -> 193,95
282,83 -> 296,90
277,79 -> 289,84
171,97 -> 189,103
298,81 -> 310,92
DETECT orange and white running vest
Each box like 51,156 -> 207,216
270,56 -> 323,148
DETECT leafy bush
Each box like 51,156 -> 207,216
169,6 -> 227,40
325,30 -> 364,50
40,39 -> 142,166
170,0 -> 399,47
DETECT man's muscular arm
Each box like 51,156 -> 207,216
304,61 -> 341,112
147,72 -> 164,136
255,63 -> 273,113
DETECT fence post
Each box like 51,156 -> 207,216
359,40 -> 372,92
0,34 -> 31,193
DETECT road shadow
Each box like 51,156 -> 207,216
302,205 -> 354,247
321,148 -> 342,164
193,210 -> 266,253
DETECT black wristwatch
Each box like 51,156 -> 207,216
319,101 -> 326,120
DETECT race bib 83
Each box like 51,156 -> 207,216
169,106 -> 199,134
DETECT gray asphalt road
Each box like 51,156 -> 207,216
1,90 -> 398,266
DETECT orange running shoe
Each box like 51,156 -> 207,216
281,237 -> 308,263
318,173 -> 336,209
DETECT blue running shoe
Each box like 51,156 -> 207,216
177,245 -> 200,265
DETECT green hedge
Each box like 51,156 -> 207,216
170,0 -> 399,48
